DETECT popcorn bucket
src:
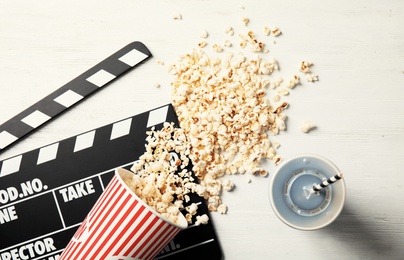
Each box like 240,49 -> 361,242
59,168 -> 188,260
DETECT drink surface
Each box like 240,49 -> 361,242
284,169 -> 332,217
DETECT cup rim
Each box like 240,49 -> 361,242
269,154 -> 346,230
115,167 -> 188,230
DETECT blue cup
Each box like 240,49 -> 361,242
269,154 -> 346,230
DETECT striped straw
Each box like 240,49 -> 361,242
313,173 -> 344,192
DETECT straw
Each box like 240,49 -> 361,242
312,172 -> 344,192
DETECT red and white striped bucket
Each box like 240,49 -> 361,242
59,168 -> 188,260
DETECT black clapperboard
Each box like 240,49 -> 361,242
0,42 -> 223,260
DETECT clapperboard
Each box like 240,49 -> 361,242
0,42 -> 222,260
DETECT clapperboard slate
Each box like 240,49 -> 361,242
0,40 -> 223,260
0,104 -> 223,260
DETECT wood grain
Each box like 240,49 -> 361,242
1,0 -> 403,259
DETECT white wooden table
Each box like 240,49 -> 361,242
1,1 -> 403,259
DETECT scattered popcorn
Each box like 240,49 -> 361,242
222,179 -> 235,191
306,74 -> 319,82
186,203 -> 199,216
300,60 -> 312,73
264,26 -> 271,36
251,42 -> 264,52
225,26 -> 234,36
154,83 -> 161,88
163,19 -> 321,216
170,48 -> 285,185
270,77 -> 283,89
271,27 -> 281,36
278,88 -> 289,96
272,94 -> 281,102
217,204 -> 228,214
172,13 -> 182,20
198,41 -> 207,48
156,60 -> 165,66
224,40 -> 232,47
274,156 -> 282,165
273,101 -> 288,114
252,167 -> 268,177
299,61 -> 319,81
200,29 -> 209,38
195,214 -> 209,226
241,17 -> 249,26
286,75 -> 300,89
208,196 -> 221,211
185,214 -> 192,223
239,31 -> 266,53
212,44 -> 224,52
301,120 -> 316,133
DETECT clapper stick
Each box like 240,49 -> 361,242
0,41 -> 151,153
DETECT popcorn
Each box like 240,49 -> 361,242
125,123 -> 205,225
272,94 -> 281,102
212,44 -> 224,53
300,60 -> 312,73
172,13 -> 182,20
286,75 -> 300,89
186,203 -> 199,216
252,168 -> 268,177
217,204 -> 227,214
238,31 -> 266,53
306,74 -> 319,82
224,40 -> 232,47
195,214 -> 209,226
200,29 -> 209,38
301,120 -> 316,133
278,88 -> 289,96
198,41 -> 207,48
208,196 -> 221,211
185,214 -> 193,223
164,20 -> 321,215
222,179 -> 234,191
241,17 -> 249,26
270,77 -> 283,89
264,26 -> 271,36
274,156 -> 282,165
225,26 -> 234,36
169,48 -> 288,210
271,27 -> 281,36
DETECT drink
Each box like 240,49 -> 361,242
269,154 -> 345,230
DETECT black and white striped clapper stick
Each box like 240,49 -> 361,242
312,172 -> 344,192
0,41 -> 151,153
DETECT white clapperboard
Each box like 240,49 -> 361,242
0,42 -> 222,260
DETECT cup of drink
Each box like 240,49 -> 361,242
269,154 -> 346,230
59,168 -> 188,260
